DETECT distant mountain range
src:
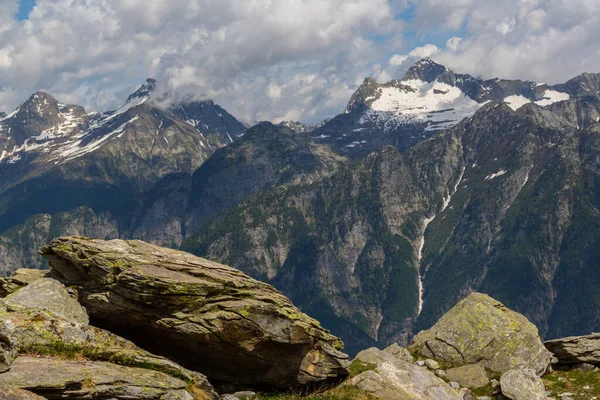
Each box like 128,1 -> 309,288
309,57 -> 584,159
1,59 -> 599,355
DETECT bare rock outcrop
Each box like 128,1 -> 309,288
40,236 -> 350,388
409,293 -> 553,376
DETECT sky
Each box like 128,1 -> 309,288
0,0 -> 599,124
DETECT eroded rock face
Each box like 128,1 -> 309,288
3,278 -> 88,325
499,369 -> 546,400
0,275 -> 218,399
0,357 -> 196,400
345,345 -> 462,400
40,236 -> 350,388
409,293 -> 553,376
545,333 -> 600,366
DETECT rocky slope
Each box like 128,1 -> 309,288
309,58 -> 582,160
182,93 -> 600,354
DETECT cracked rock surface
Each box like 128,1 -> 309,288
545,333 -> 600,365
40,236 -> 350,388
408,293 -> 553,376
345,344 -> 462,400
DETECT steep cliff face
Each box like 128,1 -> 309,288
0,207 -> 118,275
182,97 -> 600,353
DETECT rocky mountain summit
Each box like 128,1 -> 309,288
0,79 -> 246,232
309,58 -> 590,159
1,237 -> 599,400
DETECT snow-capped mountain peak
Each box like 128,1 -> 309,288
126,78 -> 157,104
311,58 -> 579,159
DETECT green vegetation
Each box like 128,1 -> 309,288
543,369 -> 600,400
348,359 -> 376,378
470,383 -> 498,398
255,386 -> 377,400
18,341 -> 190,383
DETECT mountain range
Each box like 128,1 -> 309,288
1,58 -> 599,355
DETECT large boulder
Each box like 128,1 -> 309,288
0,275 -> 218,399
544,333 -> 600,366
0,357 -> 197,400
344,345 -> 462,400
409,293 -> 553,376
499,369 -> 546,400
40,236 -> 350,388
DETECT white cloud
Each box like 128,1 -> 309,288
410,0 -> 600,84
376,44 -> 440,83
0,0 -> 400,124
495,17 -> 516,35
0,0 -> 598,124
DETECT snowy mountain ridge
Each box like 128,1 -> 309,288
0,80 -> 245,168
310,57 -> 577,159
351,58 -> 571,132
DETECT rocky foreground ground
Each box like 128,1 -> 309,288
0,237 -> 599,400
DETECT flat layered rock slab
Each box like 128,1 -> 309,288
0,276 -> 218,399
0,269 -> 49,298
545,333 -> 600,365
40,236 -> 349,388
0,357 -> 194,399
3,278 -> 88,325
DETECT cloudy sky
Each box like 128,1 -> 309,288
0,0 -> 599,124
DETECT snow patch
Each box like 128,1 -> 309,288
504,95 -> 531,111
57,114 -> 140,161
485,170 -> 507,180
535,90 -> 570,107
416,167 -> 465,316
364,79 -> 484,132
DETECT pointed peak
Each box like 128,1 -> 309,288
414,57 -> 442,66
404,57 -> 449,83
361,77 -> 379,86
15,92 -> 61,119
27,92 -> 59,104
126,79 -> 157,104
345,77 -> 382,113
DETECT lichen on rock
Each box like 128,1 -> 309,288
40,236 -> 350,388
408,293 -> 553,376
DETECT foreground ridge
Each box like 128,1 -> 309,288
39,236 -> 350,388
